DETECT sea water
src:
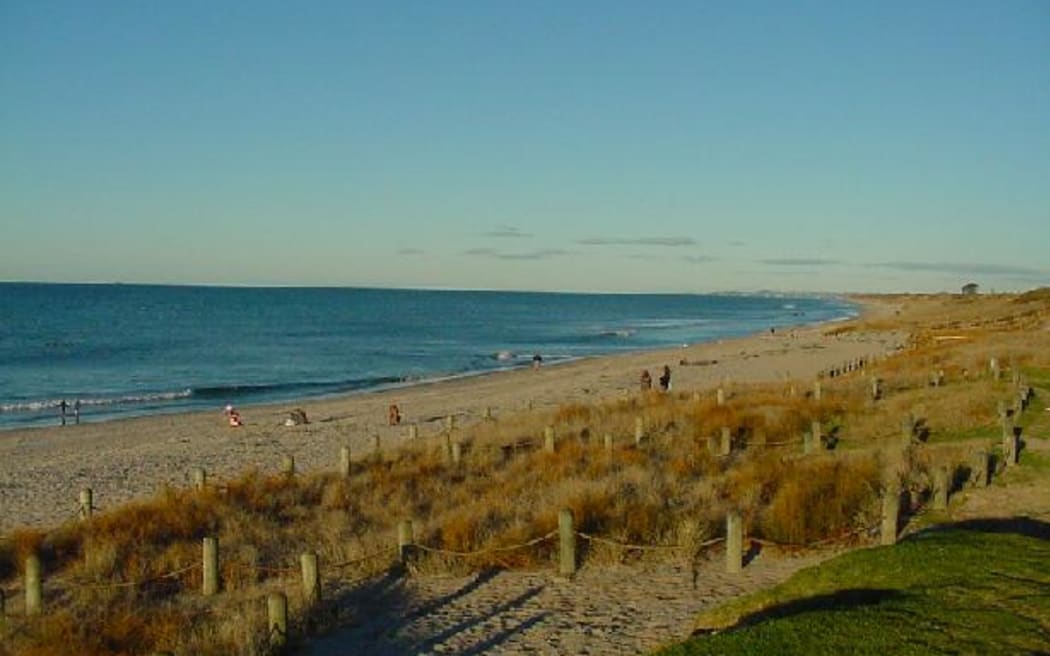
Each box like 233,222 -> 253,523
0,283 -> 856,429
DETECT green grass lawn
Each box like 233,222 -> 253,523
657,522 -> 1050,656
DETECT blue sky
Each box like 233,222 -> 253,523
2,1 -> 1047,293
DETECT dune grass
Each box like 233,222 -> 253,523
656,521 -> 1050,656
1,292 -> 1047,655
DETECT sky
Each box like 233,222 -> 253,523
1,2 -> 1048,293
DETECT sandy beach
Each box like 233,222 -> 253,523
0,299 -> 903,533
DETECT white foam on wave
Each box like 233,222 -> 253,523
0,389 -> 193,414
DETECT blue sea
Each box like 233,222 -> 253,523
0,284 -> 856,429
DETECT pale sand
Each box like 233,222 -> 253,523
0,299 -> 903,532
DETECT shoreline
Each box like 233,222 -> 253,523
0,297 -> 901,532
0,296 -> 863,433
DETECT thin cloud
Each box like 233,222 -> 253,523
761,258 -> 841,266
730,240 -> 747,247
682,255 -> 716,264
577,236 -> 697,247
396,248 -> 425,256
483,226 -> 532,239
463,248 -> 578,261
868,261 -> 1049,280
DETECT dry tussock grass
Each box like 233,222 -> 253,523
2,291 -> 1047,655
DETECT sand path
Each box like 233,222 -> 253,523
306,544 -> 843,656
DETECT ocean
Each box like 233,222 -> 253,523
0,283 -> 856,429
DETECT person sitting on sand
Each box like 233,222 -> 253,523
658,365 -> 672,392
388,403 -> 401,426
640,369 -> 652,391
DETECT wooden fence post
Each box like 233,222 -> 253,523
483,406 -> 492,420
990,357 -> 1000,380
604,433 -> 613,454
933,466 -> 949,510
871,378 -> 881,401
339,446 -> 351,477
192,468 -> 207,490
881,483 -> 899,546
25,552 -> 42,615
971,451 -> 989,487
445,415 -> 455,432
202,537 -> 219,596
544,426 -> 556,454
372,434 -> 382,460
813,380 -> 822,402
281,455 -> 295,477
716,388 -> 725,406
300,552 -> 320,604
408,424 -> 418,440
720,426 -> 732,456
725,512 -> 743,573
811,420 -> 822,451
802,431 -> 814,455
558,509 -> 576,577
79,488 -> 93,520
634,417 -> 644,445
1002,418 -> 1017,467
451,441 -> 463,465
901,416 -> 914,446
268,592 -> 288,649
398,520 -> 414,563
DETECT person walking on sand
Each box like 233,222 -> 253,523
658,365 -> 672,392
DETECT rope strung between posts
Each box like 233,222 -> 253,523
47,563 -> 200,592
576,532 -> 725,552
413,530 -> 557,558
327,547 -> 395,570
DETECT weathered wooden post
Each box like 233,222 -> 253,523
408,424 -> 419,440
692,391 -> 702,403
1002,416 -> 1016,467
397,520 -> 414,563
725,512 -> 743,573
871,378 -> 881,401
990,357 -> 1000,380
483,406 -> 492,420
281,455 -> 295,477
25,552 -> 42,615
372,434 -> 382,460
813,380 -> 822,402
202,537 -> 219,596
634,416 -> 644,445
932,466 -> 949,510
880,481 -> 900,546
300,552 -> 320,604
558,509 -> 576,577
802,431 -> 814,455
720,426 -> 732,456
451,441 -> 463,465
544,426 -> 556,454
79,487 -> 93,520
937,369 -> 945,386
716,388 -> 725,406
811,420 -> 822,451
339,446 -> 351,477
603,433 -> 613,454
445,414 -> 455,432
970,451 -> 989,487
268,592 -> 289,649
192,467 -> 207,490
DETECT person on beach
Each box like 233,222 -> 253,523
228,410 -> 243,427
640,369 -> 652,391
532,353 -> 543,369
658,365 -> 672,392
388,403 -> 401,426
59,399 -> 67,426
